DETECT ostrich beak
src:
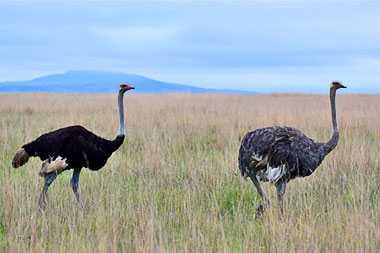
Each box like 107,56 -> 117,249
340,84 -> 347,89
126,85 -> 135,90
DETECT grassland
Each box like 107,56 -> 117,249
0,92 -> 379,252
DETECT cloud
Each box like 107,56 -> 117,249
135,56 -> 380,93
0,1 -> 379,93
89,25 -> 184,52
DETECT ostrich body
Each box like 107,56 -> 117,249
12,83 -> 134,211
238,81 -> 346,216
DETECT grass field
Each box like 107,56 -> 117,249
0,92 -> 379,252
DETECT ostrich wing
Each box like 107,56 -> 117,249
262,133 -> 326,182
21,125 -> 111,171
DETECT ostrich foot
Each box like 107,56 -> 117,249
255,204 -> 270,219
255,205 -> 265,218
39,156 -> 68,177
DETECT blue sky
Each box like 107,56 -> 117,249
0,0 -> 379,93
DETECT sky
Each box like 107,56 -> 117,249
0,0 -> 380,93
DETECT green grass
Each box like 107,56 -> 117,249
0,92 -> 379,251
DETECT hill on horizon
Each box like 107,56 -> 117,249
0,71 -> 256,94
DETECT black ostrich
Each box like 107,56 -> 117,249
238,81 -> 346,217
12,83 -> 134,211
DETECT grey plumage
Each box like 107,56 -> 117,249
238,81 -> 346,217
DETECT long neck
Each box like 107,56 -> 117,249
324,88 -> 339,154
117,91 -> 125,136
106,91 -> 126,154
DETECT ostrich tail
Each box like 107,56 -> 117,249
12,148 -> 30,168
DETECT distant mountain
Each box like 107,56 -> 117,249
0,71 -> 256,94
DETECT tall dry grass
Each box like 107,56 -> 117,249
0,92 -> 379,252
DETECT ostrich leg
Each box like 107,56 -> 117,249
70,168 -> 84,211
38,172 -> 58,211
249,170 -> 270,218
276,178 -> 287,216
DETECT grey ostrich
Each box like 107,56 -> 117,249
12,83 -> 134,211
238,81 -> 346,217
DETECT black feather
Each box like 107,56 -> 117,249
22,125 -> 124,171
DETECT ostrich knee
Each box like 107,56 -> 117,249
38,173 -> 58,211
276,179 -> 287,215
70,169 -> 83,210
249,172 -> 270,214
70,169 -> 81,191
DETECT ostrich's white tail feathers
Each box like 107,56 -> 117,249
39,156 -> 68,177
12,148 -> 30,168
257,164 -> 286,183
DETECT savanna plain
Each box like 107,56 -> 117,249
0,92 -> 379,252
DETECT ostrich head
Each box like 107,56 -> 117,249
119,83 -> 135,93
330,81 -> 347,90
